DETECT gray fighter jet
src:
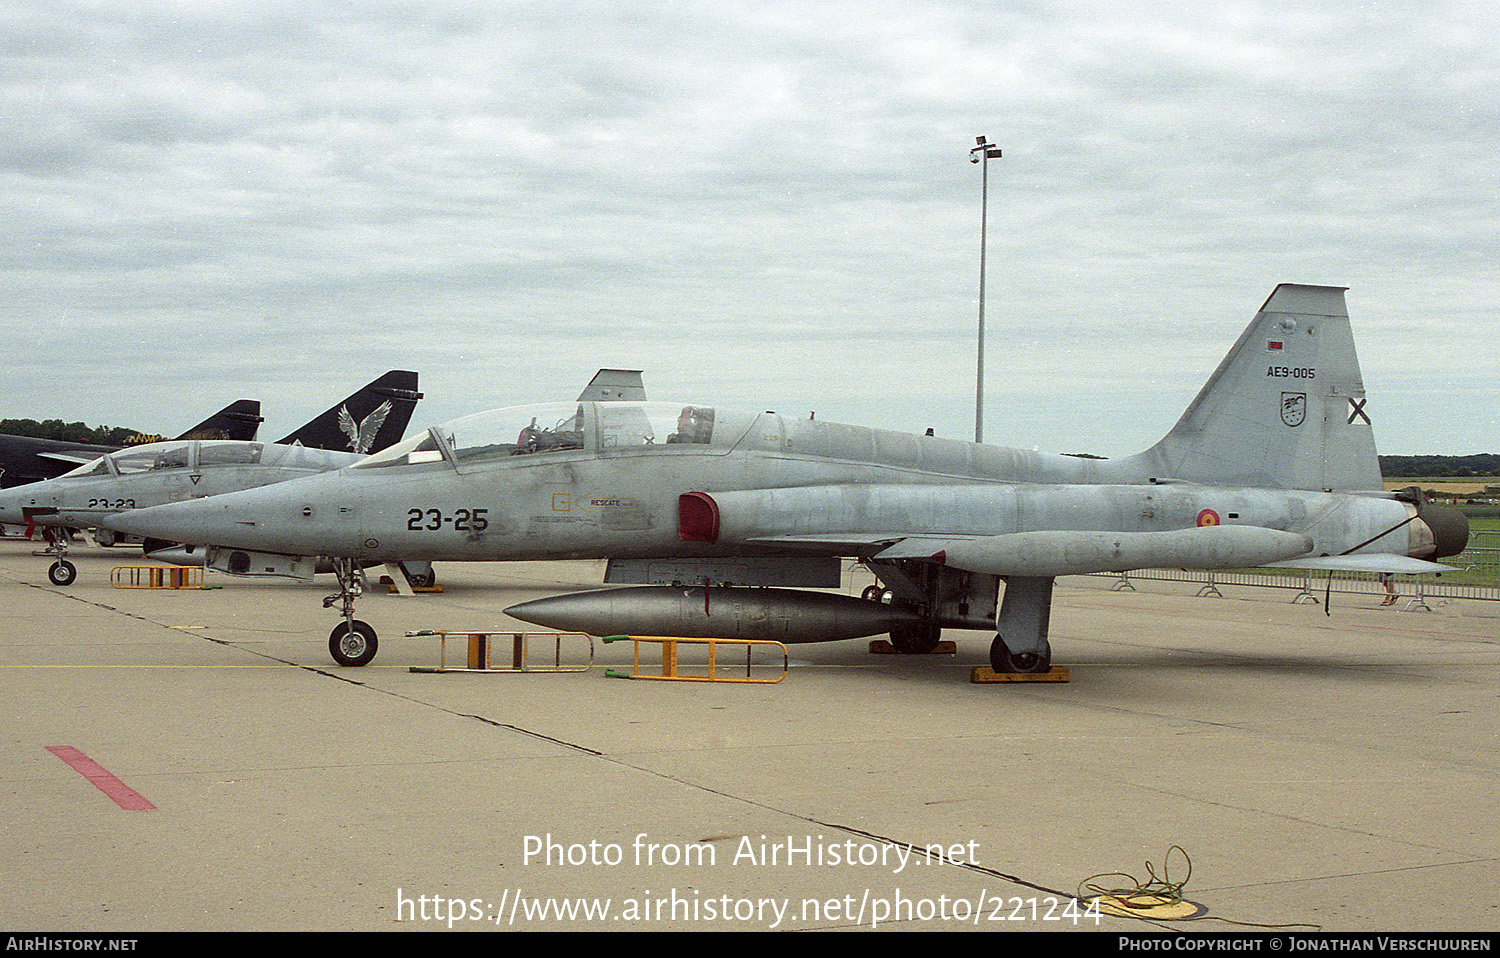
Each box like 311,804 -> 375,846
1,370 -> 422,585
101,286 -> 1469,669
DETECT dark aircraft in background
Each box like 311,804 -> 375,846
1,371 -> 422,585
0,400 -> 265,489
1,369 -> 428,492
103,287 -> 1468,670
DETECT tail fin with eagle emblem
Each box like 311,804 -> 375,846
278,371 -> 422,454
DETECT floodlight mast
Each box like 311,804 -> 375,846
969,135 -> 1002,444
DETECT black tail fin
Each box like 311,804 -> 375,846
277,371 -> 422,454
172,400 -> 264,442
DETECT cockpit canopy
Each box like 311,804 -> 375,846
58,440 -> 340,478
355,402 -> 740,470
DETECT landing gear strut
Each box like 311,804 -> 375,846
865,559 -> 1000,657
35,525 -> 77,587
324,557 -> 378,666
989,576 -> 1055,674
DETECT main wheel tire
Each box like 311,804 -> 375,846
329,620 -> 379,667
989,635 -> 1051,674
48,560 -> 77,587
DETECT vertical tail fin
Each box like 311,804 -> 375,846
577,369 -> 646,402
276,370 -> 423,454
1131,284 -> 1383,491
171,400 -> 264,442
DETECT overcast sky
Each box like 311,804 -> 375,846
3,0 -> 1495,457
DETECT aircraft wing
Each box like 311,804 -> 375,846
872,527 -> 1316,577
747,526 -> 1319,577
36,451 -> 99,466
745,532 -> 918,553
755,529 -> 1456,577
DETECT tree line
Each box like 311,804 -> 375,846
0,419 -> 158,446
1380,454 -> 1500,479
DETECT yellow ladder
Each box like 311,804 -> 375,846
406,630 -> 593,673
110,565 -> 204,589
603,635 -> 789,684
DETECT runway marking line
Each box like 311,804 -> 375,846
45,745 -> 157,811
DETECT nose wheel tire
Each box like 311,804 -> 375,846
329,620 -> 379,667
48,560 -> 77,587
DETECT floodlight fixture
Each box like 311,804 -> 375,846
969,135 -> 1002,444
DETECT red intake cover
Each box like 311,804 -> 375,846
678,492 -> 720,543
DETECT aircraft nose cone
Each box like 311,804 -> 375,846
0,486 -> 51,524
100,497 -> 227,543
99,470 -> 353,557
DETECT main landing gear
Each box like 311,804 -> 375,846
889,621 -> 942,655
862,581 -> 945,655
990,635 -> 1052,674
862,562 -> 1057,674
324,557 -> 378,667
988,576 -> 1054,674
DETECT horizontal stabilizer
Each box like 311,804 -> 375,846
1265,555 -> 1456,574
877,526 -> 1314,577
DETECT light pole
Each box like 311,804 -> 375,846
969,135 -> 1002,444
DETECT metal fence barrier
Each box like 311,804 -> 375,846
1095,529 -> 1500,603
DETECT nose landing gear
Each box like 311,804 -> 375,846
324,557 -> 378,666
33,525 -> 78,587
48,559 -> 77,586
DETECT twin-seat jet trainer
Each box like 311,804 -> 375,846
103,286 -> 1468,670
0,371 -> 422,585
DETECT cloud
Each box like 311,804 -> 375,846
1,0 -> 1495,454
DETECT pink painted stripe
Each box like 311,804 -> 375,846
46,746 -> 157,811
